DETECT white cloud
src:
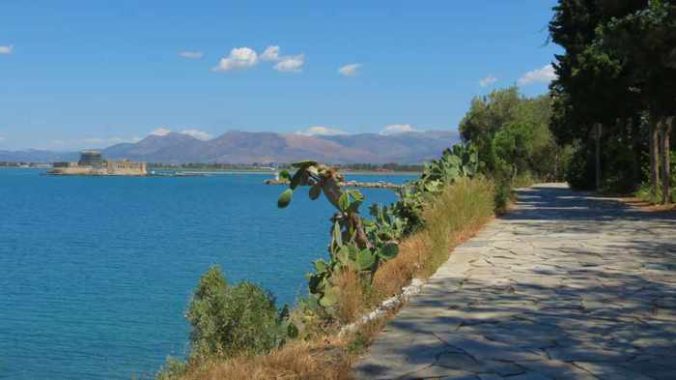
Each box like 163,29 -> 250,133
213,47 -> 258,72
274,54 -> 304,73
338,63 -> 361,77
260,45 -> 281,61
380,124 -> 418,135
211,45 -> 304,73
150,128 -> 172,136
179,51 -> 204,59
180,129 -> 212,140
518,64 -> 556,86
479,75 -> 497,87
0,45 -> 13,55
0,135 -> 5,142
150,128 -> 211,140
296,126 -> 347,136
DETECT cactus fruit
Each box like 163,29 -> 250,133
277,189 -> 294,208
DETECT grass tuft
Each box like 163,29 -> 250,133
175,341 -> 352,380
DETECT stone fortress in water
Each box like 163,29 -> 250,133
49,150 -> 148,176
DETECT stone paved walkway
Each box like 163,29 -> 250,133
354,184 -> 676,379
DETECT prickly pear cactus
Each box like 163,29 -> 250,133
274,145 -> 479,317
392,143 -> 481,233
276,161 -> 400,315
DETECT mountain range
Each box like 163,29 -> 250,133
1,130 -> 459,164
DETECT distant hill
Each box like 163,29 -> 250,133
1,130 -> 459,164
0,150 -> 78,163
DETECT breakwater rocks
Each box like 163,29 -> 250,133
264,178 -> 403,190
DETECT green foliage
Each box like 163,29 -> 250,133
459,87 -> 521,173
277,147 -> 481,318
493,179 -> 511,214
459,87 -> 564,182
636,150 -> 676,203
549,0 -> 675,197
366,203 -> 406,244
276,162 -> 406,315
156,357 -> 188,380
393,144 -> 481,234
346,332 -> 369,354
565,143 -> 596,191
186,266 -> 294,359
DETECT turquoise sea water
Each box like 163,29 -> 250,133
0,169 -> 413,379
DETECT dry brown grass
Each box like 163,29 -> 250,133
179,340 -> 353,380
174,313 -> 394,380
372,231 -> 428,297
332,269 -> 365,324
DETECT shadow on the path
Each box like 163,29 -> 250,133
503,185 -> 676,223
359,268 -> 676,378
356,185 -> 676,379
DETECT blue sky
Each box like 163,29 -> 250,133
0,0 -> 560,150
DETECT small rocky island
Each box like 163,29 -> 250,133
49,150 -> 148,176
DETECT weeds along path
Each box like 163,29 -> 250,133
353,183 -> 676,379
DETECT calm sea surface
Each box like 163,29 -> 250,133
0,168 -> 413,379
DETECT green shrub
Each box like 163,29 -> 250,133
566,144 -> 595,190
156,357 -> 188,380
635,151 -> 676,204
186,266 -> 293,359
493,179 -> 511,214
512,172 -> 534,189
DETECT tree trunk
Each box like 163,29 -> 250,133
650,116 -> 660,199
595,123 -> 602,191
661,116 -> 673,204
628,117 -> 641,186
554,149 -> 560,181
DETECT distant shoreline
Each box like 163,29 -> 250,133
1,166 -> 420,177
